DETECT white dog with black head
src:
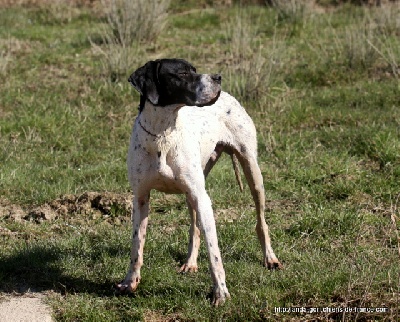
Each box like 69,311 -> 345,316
115,58 -> 283,305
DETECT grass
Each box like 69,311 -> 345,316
90,0 -> 170,81
1,1 -> 400,321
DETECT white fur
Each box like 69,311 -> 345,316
195,74 -> 221,104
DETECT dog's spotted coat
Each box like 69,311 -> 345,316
115,59 -> 282,305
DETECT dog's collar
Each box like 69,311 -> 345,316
138,120 -> 159,138
137,102 -> 186,138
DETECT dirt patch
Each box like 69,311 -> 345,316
0,293 -> 53,322
0,192 -> 132,224
215,207 -> 244,222
0,37 -> 40,56
143,309 -> 182,322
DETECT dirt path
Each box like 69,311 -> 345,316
0,293 -> 53,322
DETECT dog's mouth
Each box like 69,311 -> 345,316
196,90 -> 221,107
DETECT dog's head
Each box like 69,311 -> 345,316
128,59 -> 221,111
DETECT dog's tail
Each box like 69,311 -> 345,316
231,154 -> 244,192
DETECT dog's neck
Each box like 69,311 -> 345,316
137,100 -> 184,137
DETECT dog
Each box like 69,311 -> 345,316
115,58 -> 283,306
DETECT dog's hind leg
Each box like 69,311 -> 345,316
116,193 -> 150,293
179,198 -> 200,273
231,154 -> 244,191
235,151 -> 283,270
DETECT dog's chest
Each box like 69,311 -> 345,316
128,111 -> 185,192
128,98 -> 239,194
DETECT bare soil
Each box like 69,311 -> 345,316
0,191 -> 132,224
0,293 -> 53,322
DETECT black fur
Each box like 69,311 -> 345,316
128,58 -> 221,112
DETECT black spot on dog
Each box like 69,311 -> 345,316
157,151 -> 161,158
226,109 -> 231,115
240,144 -> 246,154
215,256 -> 219,263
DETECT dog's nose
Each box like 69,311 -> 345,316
212,74 -> 222,84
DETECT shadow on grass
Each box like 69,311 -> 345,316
0,243 -> 116,296
166,245 -> 187,267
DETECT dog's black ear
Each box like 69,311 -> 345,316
128,60 -> 161,105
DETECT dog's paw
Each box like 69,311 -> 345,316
178,263 -> 198,273
212,284 -> 230,306
114,276 -> 141,294
265,258 -> 284,270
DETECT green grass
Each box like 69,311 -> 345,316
1,1 -> 399,321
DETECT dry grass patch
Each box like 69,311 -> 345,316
90,0 -> 170,81
0,47 -> 10,75
143,309 -> 182,322
0,0 -> 96,8
221,9 -> 284,102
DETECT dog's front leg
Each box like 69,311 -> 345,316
187,188 -> 230,306
116,193 -> 149,293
